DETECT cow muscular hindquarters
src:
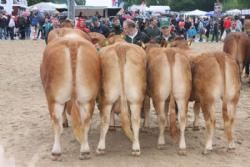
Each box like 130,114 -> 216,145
96,42 -> 147,156
191,52 -> 240,154
147,47 -> 192,154
40,34 -> 100,160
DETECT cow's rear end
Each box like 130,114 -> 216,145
40,35 -> 100,160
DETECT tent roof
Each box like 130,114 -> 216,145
85,0 -> 113,8
28,2 -> 67,12
226,9 -> 241,15
146,6 -> 170,13
185,9 -> 207,16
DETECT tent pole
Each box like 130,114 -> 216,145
68,0 -> 75,24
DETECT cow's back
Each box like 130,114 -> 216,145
47,28 -> 91,44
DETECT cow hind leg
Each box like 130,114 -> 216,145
142,96 -> 151,128
130,103 -> 142,156
153,100 -> 166,149
222,100 -> 237,151
49,102 -> 64,161
176,99 -> 188,155
79,102 -> 94,160
96,104 -> 112,155
201,101 -> 216,155
193,102 -> 201,131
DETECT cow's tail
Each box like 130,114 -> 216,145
116,44 -> 134,142
67,41 -> 84,143
165,49 -> 178,140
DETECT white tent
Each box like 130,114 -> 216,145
146,6 -> 170,13
226,9 -> 241,15
85,0 -> 113,8
185,9 -> 207,16
129,4 -> 149,12
28,2 -> 67,12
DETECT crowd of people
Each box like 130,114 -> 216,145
0,9 -> 247,44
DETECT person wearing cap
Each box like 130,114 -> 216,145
90,16 -> 110,37
155,23 -> 175,44
123,19 -> 149,45
144,18 -> 161,43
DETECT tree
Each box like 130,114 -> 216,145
27,0 -> 85,6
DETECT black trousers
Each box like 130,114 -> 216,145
7,27 -> 14,40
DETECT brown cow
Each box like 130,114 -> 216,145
147,47 -> 192,154
244,19 -> 250,36
96,42 -> 147,156
190,52 -> 240,154
223,32 -> 250,77
40,33 -> 100,160
167,38 -> 241,154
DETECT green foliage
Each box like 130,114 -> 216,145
223,0 -> 250,10
27,0 -> 85,6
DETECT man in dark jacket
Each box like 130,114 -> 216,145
90,16 -> 110,37
123,19 -> 149,45
155,23 -> 175,44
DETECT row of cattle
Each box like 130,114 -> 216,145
40,27 -> 248,160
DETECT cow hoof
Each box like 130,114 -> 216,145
202,149 -> 212,155
178,149 -> 187,156
96,148 -> 105,155
141,127 -> 151,133
193,126 -> 200,131
63,122 -> 69,128
51,153 -> 62,161
131,149 -> 141,156
79,152 -> 91,160
157,144 -> 165,150
109,126 -> 116,131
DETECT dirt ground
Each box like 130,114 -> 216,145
0,40 -> 250,167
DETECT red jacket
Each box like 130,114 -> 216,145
223,18 -> 231,29
76,18 -> 90,33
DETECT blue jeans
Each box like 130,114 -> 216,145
25,26 -> 31,39
0,27 -> 7,39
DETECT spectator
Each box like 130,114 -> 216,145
155,23 -> 175,44
90,16 -> 110,37
187,26 -> 197,40
17,15 -> 26,40
235,16 -> 242,32
144,18 -> 161,42
204,18 -> 211,41
24,15 -> 31,39
0,14 -> 7,40
37,15 -> 45,39
30,13 -> 39,39
7,15 -> 15,40
223,17 -> 232,34
198,19 -> 205,42
111,16 -> 122,35
43,18 -> 53,44
76,17 -> 90,33
176,20 -> 186,39
123,19 -> 149,45
211,19 -> 219,42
